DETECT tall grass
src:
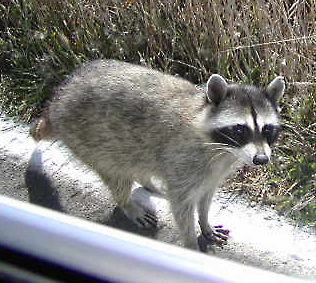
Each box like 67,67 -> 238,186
0,0 -> 315,222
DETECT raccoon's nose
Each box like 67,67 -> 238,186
253,154 -> 269,165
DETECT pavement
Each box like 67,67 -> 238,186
0,116 -> 315,281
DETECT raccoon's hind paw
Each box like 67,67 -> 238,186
197,225 -> 230,253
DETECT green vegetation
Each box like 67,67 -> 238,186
0,0 -> 315,223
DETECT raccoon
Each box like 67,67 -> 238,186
30,60 -> 285,251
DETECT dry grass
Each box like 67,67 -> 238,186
0,0 -> 315,223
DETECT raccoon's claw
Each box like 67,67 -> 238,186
198,225 -> 230,253
122,189 -> 158,230
135,210 -> 158,229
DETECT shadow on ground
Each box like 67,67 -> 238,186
106,206 -> 159,238
25,148 -> 63,212
24,148 -> 158,239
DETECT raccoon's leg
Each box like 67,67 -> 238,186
197,192 -> 230,252
140,178 -> 159,194
102,175 -> 157,229
138,176 -> 165,198
168,190 -> 198,250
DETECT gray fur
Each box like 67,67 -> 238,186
31,60 -> 284,250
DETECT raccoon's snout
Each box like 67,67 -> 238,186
235,142 -> 272,167
253,154 -> 269,165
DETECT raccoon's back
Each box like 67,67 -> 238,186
46,60 -> 203,161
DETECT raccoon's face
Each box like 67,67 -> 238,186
203,75 -> 285,166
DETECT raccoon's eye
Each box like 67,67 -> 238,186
233,124 -> 247,135
231,124 -> 251,145
262,124 -> 280,145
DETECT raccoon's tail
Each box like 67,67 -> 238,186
30,116 -> 52,141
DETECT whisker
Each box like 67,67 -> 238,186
204,142 -> 231,146
204,142 -> 235,152
229,157 -> 244,170
215,130 -> 242,147
225,146 -> 249,165
205,139 -> 248,166
209,151 -> 227,163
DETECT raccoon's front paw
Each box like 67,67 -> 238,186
122,202 -> 158,229
122,187 -> 158,229
135,209 -> 158,229
197,225 -> 230,253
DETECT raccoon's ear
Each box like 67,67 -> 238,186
206,74 -> 228,105
266,76 -> 285,102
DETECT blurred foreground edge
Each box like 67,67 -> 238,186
0,195 -> 310,283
